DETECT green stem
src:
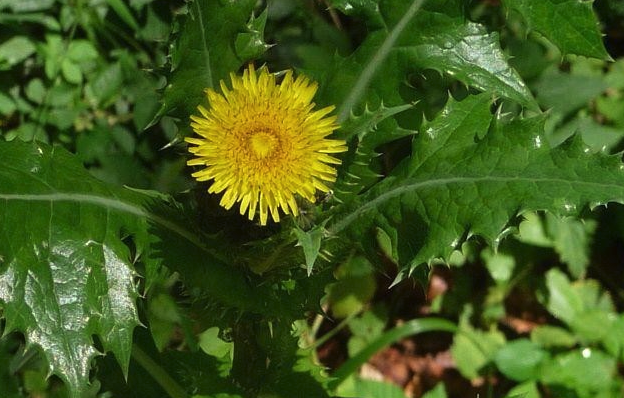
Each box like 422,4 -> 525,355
336,0 -> 426,123
131,344 -> 188,398
308,311 -> 357,350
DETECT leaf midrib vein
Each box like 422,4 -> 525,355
0,192 -> 214,260
336,0 -> 426,122
194,0 -> 212,88
330,175 -> 624,233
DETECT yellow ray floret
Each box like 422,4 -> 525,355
186,64 -> 347,225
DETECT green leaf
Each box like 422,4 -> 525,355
105,0 -> 140,31
47,81 -> 76,107
545,214 -> 596,278
504,382 -> 540,398
85,62 -> 123,106
129,0 -> 153,10
540,349 -> 617,394
562,115 -> 624,153
234,9 -> 271,61
422,383 -> 448,398
5,123 -> 39,142
227,318 -> 330,397
199,327 -> 234,359
531,325 -> 577,348
451,321 -> 506,380
347,306 -> 388,356
66,40 -> 99,62
328,0 -> 385,28
0,142 -> 141,397
322,0 -> 536,122
572,310 -> 615,344
517,212 -> 552,247
100,328 -> 242,398
545,268 -> 584,324
534,65 -> 608,119
0,0 -> 54,12
604,59 -> 624,90
139,5 -> 170,41
61,59 -> 82,84
294,222 -> 326,275
0,92 -> 16,115
0,36 -> 36,67
25,78 -> 46,104
326,255 -> 376,318
327,93 -> 624,275
482,249 -> 515,283
0,12 -> 60,30
596,94 -> 624,126
502,0 -> 610,59
333,103 -> 415,202
338,379 -> 407,398
147,292 -> 181,351
42,35 -> 63,79
0,141 -> 289,395
154,0 -> 261,124
544,269 -> 619,346
494,339 -> 548,382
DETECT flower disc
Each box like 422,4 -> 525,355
186,65 -> 346,225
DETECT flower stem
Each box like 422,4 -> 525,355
131,344 -> 188,398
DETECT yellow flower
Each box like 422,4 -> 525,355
186,65 -> 347,225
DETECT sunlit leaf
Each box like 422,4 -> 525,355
328,93 -> 624,277
322,0 -> 536,121
0,142 -> 142,397
0,141 -> 277,396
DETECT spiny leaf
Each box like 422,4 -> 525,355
502,0 -> 610,60
0,141 -> 292,395
335,103 -> 415,142
333,103 -> 415,202
327,93 -> 624,278
235,9 -> 271,61
294,222 -> 326,275
254,319 -> 331,398
329,0 -> 384,29
152,0 -> 260,124
321,0 -> 536,121
0,143 -> 142,397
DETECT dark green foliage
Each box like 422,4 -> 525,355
153,0 -> 266,124
329,93 -> 624,278
1,0 -> 623,397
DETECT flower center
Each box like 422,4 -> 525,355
250,131 -> 278,158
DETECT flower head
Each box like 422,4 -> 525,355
186,65 -> 347,225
